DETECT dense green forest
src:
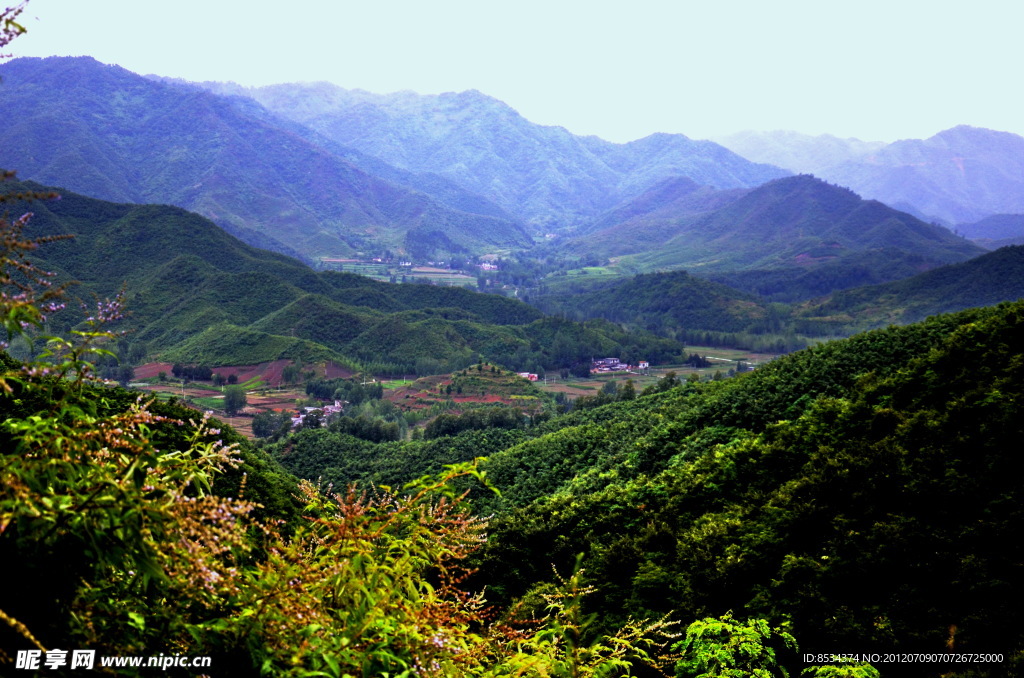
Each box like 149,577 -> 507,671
8,176 -> 1023,373
474,300 -> 1024,664
793,244 -> 1024,332
557,175 -> 982,279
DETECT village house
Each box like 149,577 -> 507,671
592,357 -> 629,372
292,400 -> 345,428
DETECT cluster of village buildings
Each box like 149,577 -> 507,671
591,358 -> 649,373
516,358 -> 650,383
291,399 -> 345,428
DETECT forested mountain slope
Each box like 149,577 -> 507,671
794,244 -> 1024,332
217,81 -> 789,231
472,301 -> 1024,676
612,175 -> 982,272
0,56 -> 532,260
4,176 -> 1022,677
551,175 -> 984,303
532,269 -> 772,335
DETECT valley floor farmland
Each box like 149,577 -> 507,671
319,258 -> 477,287
131,360 -> 548,439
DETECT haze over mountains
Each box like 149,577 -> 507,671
551,174 -> 987,308
1,54 -> 1022,324
0,57 -> 534,261
717,127 -> 1024,228
200,80 -> 790,231
0,56 -> 789,263
957,214 -> 1024,249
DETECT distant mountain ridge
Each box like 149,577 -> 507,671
717,126 -> 1024,226
0,56 -> 533,260
209,80 -> 790,231
957,214 -> 1024,249
714,130 -> 886,175
2,54 -> 1013,296
564,175 -> 985,295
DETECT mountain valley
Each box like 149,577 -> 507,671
3,38 -> 1024,677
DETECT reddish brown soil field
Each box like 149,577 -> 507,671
219,360 -> 291,387
453,394 -> 506,404
220,416 -> 253,439
384,387 -> 523,411
134,362 -> 174,379
323,362 -> 355,379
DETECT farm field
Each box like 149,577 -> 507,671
129,360 -> 550,439
127,349 -> 774,439
318,258 -> 478,287
132,360 -> 358,439
133,380 -> 310,440
380,368 -> 547,415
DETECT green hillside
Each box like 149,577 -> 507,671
794,244 -> 1024,333
564,177 -> 750,254
563,176 -> 985,302
708,247 -> 943,301
159,322 -> 343,366
3,179 -> 683,373
248,293 -> 378,347
472,300 -> 1024,675
532,269 -> 771,334
526,245 -> 1024,354
5,169 -> 1024,677
6,12 -> 1024,676
643,175 -> 980,267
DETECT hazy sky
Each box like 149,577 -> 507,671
8,0 -> 1023,143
